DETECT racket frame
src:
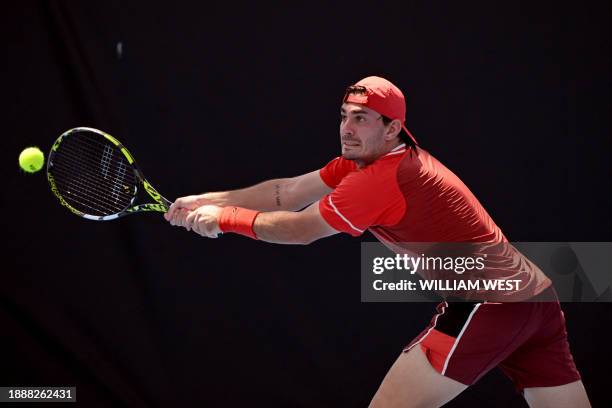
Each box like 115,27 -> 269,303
47,127 -> 171,221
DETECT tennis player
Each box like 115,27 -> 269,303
164,76 -> 591,407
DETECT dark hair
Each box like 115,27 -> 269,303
380,115 -> 418,151
344,85 -> 418,152
343,85 -> 367,101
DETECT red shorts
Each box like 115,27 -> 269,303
403,285 -> 581,391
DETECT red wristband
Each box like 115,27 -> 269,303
218,206 -> 260,239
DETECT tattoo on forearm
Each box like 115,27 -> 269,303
274,184 -> 281,207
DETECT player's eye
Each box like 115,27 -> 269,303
356,115 -> 366,122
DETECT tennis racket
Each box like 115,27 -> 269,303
47,127 -> 171,221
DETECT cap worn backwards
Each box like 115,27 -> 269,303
343,76 -> 417,145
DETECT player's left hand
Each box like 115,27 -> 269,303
184,205 -> 223,238
166,207 -> 191,228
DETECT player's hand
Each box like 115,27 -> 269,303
184,205 -> 223,238
166,207 -> 192,228
164,194 -> 215,221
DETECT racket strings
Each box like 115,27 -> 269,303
52,158 -> 134,215
56,141 -> 137,196
51,181 -> 124,216
59,138 -> 137,182
52,160 -> 133,215
49,132 -> 139,216
56,144 -> 137,192
51,166 -> 133,215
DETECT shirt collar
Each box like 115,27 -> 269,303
382,143 -> 406,157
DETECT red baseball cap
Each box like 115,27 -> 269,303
343,76 -> 418,145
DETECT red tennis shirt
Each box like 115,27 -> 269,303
318,144 -> 551,301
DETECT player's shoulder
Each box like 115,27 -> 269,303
339,154 -> 403,193
393,146 -> 435,178
360,148 -> 409,178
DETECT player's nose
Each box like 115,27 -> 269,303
340,123 -> 354,137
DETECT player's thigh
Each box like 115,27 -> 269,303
523,380 -> 591,408
369,345 -> 468,408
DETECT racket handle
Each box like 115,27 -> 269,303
159,195 -> 173,210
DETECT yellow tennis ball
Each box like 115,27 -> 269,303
19,146 -> 45,173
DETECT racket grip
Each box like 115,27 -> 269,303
160,196 -> 173,210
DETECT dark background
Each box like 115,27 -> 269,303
3,1 -> 611,407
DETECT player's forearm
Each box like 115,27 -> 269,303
200,178 -> 306,212
252,210 -> 320,245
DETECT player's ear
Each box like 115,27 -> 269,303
384,119 -> 402,141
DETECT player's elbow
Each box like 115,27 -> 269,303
286,230 -> 315,245
283,178 -> 302,211
282,204 -> 338,245
287,225 -> 320,245
296,225 -> 333,245
298,234 -> 317,245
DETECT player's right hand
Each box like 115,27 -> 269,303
164,194 -> 214,222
